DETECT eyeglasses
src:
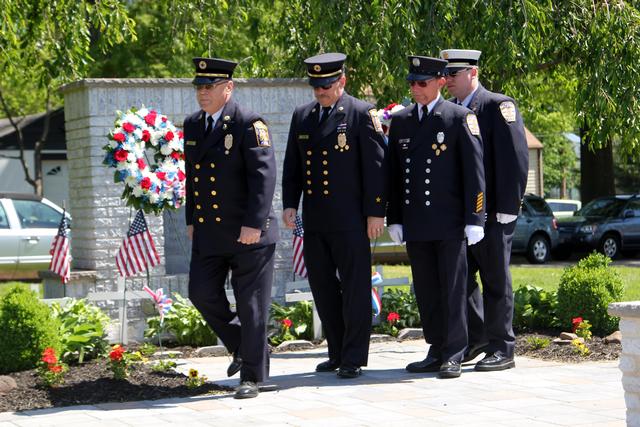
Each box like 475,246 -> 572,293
314,82 -> 336,91
409,80 -> 430,88
446,68 -> 471,78
195,81 -> 227,91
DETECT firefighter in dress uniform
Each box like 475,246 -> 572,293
184,57 -> 278,399
281,53 -> 388,379
387,55 -> 485,378
440,49 -> 528,371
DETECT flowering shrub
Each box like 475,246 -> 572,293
108,344 -> 131,380
103,106 -> 186,214
186,368 -> 207,388
572,317 -> 593,340
269,301 -> 313,345
37,347 -> 68,387
571,338 -> 590,356
376,311 -> 401,337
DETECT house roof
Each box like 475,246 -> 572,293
0,108 -> 66,151
526,127 -> 543,149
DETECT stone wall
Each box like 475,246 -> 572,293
609,302 -> 640,426
55,78 -> 312,339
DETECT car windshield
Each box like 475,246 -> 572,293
578,198 -> 626,217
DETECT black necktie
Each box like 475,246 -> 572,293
319,106 -> 331,124
204,115 -> 214,137
420,105 -> 428,123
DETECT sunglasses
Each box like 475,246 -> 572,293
195,81 -> 227,91
409,80 -> 430,88
446,68 -> 471,77
315,82 -> 336,91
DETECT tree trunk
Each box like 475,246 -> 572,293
580,128 -> 615,204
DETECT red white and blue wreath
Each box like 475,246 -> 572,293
103,107 -> 186,214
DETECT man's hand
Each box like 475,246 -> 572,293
237,226 -> 261,245
283,208 -> 297,229
388,224 -> 403,244
367,216 -> 385,240
187,225 -> 194,240
464,225 -> 484,246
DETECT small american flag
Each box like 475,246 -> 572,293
49,210 -> 71,284
116,210 -> 160,277
292,214 -> 307,278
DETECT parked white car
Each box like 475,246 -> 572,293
0,193 -> 70,280
545,198 -> 582,218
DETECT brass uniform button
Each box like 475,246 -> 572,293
322,150 -> 328,155
213,204 -> 219,209
211,190 -> 217,196
215,217 -> 221,222
196,204 -> 201,210
307,190 -> 312,194
306,160 -> 311,165
307,150 -> 312,155
210,163 -> 215,168
210,176 -> 215,182
195,164 -> 201,170
194,177 -> 199,182
322,160 -> 328,165
323,180 -> 328,185
324,190 -> 329,195
306,180 -> 311,185
198,217 -> 204,223
194,191 -> 199,196
306,171 -> 311,175
323,170 -> 328,175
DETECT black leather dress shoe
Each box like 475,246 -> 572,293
462,342 -> 488,363
475,352 -> 515,371
439,360 -> 461,378
316,359 -> 340,372
405,355 -> 441,373
337,366 -> 362,378
234,381 -> 259,399
227,353 -> 242,377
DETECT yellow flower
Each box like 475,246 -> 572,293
189,368 -> 198,378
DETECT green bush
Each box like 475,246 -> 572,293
513,285 -> 559,331
51,298 -> 110,363
145,293 -> 217,347
557,252 -> 624,335
0,286 -> 61,374
269,301 -> 314,345
374,288 -> 421,331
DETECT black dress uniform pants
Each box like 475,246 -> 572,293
304,230 -> 372,368
188,243 -> 275,383
467,219 -> 517,357
406,238 -> 468,363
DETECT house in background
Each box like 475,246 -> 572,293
0,108 -> 68,207
526,128 -> 543,196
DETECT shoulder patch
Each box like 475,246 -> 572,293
499,101 -> 517,123
466,113 -> 480,136
368,108 -> 384,134
253,120 -> 271,147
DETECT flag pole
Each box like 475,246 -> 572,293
62,200 -> 67,298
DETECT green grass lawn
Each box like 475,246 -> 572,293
380,264 -> 640,301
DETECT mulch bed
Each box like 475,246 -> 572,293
0,333 -> 621,413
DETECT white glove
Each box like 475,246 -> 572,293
388,224 -> 404,244
496,213 -> 518,224
464,225 -> 484,246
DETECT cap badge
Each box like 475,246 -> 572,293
313,64 -> 321,72
412,58 -> 420,67
437,132 -> 444,143
198,60 -> 207,70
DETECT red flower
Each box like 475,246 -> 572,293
572,317 -> 583,332
122,122 -> 135,133
162,116 -> 167,122
387,312 -> 400,324
144,113 -> 157,126
114,149 -> 129,162
136,158 -> 146,170
165,131 -> 174,141
156,171 -> 166,181
171,151 -> 181,160
177,170 -> 186,181
177,130 -> 184,139
112,132 -> 126,142
142,130 -> 151,142
109,345 -> 125,361
49,364 -> 63,373
140,177 -> 152,190
282,318 -> 293,328
41,347 -> 57,364
385,102 -> 398,110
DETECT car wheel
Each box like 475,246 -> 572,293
599,234 -> 621,259
526,234 -> 550,264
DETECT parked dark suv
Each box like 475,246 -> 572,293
553,194 -> 640,259
372,194 -> 558,264
511,194 -> 559,264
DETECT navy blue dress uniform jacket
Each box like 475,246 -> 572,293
387,98 -> 485,240
463,85 -> 528,216
282,93 -> 388,229
184,99 -> 279,254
